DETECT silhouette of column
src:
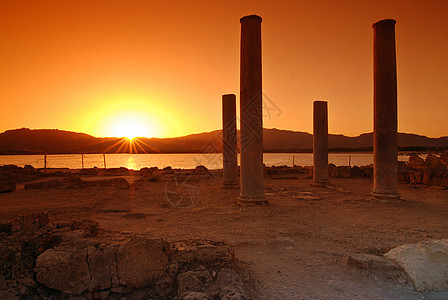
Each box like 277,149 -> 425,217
372,19 -> 400,200
238,15 -> 266,204
313,100 -> 329,186
222,94 -> 238,188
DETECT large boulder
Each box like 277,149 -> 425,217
385,239 -> 448,292
408,154 -> 425,167
34,248 -> 91,295
34,237 -> 170,294
110,177 -> 130,189
116,237 -> 170,288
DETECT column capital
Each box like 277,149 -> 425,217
373,19 -> 396,28
240,15 -> 262,24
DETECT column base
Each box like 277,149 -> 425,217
237,195 -> 268,205
312,180 -> 330,187
371,190 -> 401,201
221,181 -> 239,189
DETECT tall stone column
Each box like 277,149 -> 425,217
238,15 -> 265,204
372,19 -> 400,199
313,100 -> 329,186
222,94 -> 238,188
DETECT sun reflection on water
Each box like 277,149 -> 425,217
125,157 -> 137,170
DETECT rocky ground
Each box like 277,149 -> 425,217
1,160 -> 448,299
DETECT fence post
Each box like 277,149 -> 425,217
44,150 -> 47,174
81,147 -> 84,169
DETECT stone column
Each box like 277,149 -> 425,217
372,19 -> 400,199
222,94 -> 238,188
238,15 -> 266,204
313,100 -> 329,186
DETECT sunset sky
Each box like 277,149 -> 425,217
1,0 -> 447,139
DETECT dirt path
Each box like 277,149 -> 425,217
1,175 -> 448,299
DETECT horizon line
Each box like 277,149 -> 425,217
1,127 -> 447,140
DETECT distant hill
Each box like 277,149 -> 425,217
0,128 -> 447,155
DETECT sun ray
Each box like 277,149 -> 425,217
132,138 -> 149,154
132,138 -> 162,153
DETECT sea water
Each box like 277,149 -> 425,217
0,153 -> 412,170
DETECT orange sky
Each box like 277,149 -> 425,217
1,0 -> 447,138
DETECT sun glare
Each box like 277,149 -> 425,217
109,114 -> 152,139
89,97 -> 175,138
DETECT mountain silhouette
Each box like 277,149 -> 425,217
0,128 -> 447,155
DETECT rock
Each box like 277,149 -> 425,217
35,236 -> 170,294
25,179 -> 61,190
11,213 -> 51,233
440,152 -> 448,166
216,268 -> 245,298
23,165 -> 39,175
195,165 -> 210,175
88,245 -> 120,290
350,166 -> 364,178
0,164 -> 21,172
155,275 -> 175,297
116,237 -> 169,288
0,175 -> 16,193
180,291 -> 212,300
398,170 -> 410,183
385,239 -> 448,292
409,171 -> 423,184
408,154 -> 425,167
34,248 -> 91,295
336,166 -> 351,178
425,154 -> 443,166
423,166 -> 438,185
78,168 -> 99,176
305,166 -> 313,178
24,181 -> 44,190
79,219 -> 99,237
60,176 -> 82,188
173,240 -> 235,266
110,285 -> 134,294
163,166 -> 174,174
140,167 -> 152,177
56,220 -> 81,231
328,164 -> 336,177
360,165 -> 373,178
93,290 -> 110,299
110,178 -> 129,189
343,253 -> 400,270
177,267 -> 212,295
220,288 -> 246,300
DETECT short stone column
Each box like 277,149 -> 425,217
372,19 -> 400,199
238,15 -> 266,204
222,94 -> 238,188
313,100 -> 329,186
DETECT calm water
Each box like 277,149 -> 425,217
0,153 -> 411,170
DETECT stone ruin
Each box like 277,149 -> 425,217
0,213 -> 255,299
399,152 -> 448,188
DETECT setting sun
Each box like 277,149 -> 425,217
109,114 -> 152,139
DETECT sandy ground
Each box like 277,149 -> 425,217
1,173 -> 448,299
